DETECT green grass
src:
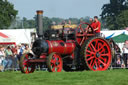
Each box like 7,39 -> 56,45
0,69 -> 128,85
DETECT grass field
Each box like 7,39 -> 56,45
0,69 -> 128,85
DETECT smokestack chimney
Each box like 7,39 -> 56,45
36,10 -> 43,38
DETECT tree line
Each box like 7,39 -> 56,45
1,0 -> 128,30
101,0 -> 128,30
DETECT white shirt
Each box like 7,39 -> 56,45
123,44 -> 128,53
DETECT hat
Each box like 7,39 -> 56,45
94,16 -> 98,19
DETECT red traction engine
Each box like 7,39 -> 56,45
19,10 -> 112,73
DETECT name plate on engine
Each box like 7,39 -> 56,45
52,42 -> 59,47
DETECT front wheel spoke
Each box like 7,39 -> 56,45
56,65 -> 61,70
26,67 -> 29,73
53,55 -> 57,60
23,62 -> 27,65
23,66 -> 26,69
52,66 -> 56,72
51,60 -> 55,64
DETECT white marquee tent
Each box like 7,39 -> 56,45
0,29 -> 36,45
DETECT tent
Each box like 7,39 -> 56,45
0,32 -> 16,45
0,29 -> 35,45
112,33 -> 128,43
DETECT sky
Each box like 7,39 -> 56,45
8,0 -> 109,19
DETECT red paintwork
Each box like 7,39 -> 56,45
47,40 -> 76,55
29,59 -> 46,63
40,53 -> 47,59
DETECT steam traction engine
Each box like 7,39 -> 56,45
19,10 -> 112,73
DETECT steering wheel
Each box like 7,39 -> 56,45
75,22 -> 94,46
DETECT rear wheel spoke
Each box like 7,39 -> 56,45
99,49 -> 105,54
95,60 -> 98,70
98,44 -> 105,51
89,59 -> 93,66
99,57 -> 106,62
86,50 -> 95,55
100,53 -> 109,57
98,59 -> 106,66
86,56 -> 95,61
90,43 -> 96,52
91,59 -> 96,68
88,45 -> 94,52
95,40 -> 98,49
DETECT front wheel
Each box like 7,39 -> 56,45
80,37 -> 112,71
47,52 -> 63,72
19,53 -> 35,74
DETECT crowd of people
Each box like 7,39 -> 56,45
0,44 -> 31,72
111,40 -> 128,68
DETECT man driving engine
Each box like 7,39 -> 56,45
87,16 -> 101,36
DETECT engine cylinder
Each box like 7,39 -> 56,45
47,40 -> 76,55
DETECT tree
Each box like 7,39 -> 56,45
101,0 -> 128,30
51,17 -> 64,24
28,19 -> 36,28
0,0 -> 18,29
43,17 -> 52,31
116,10 -> 128,29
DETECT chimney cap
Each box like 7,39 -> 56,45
36,10 -> 43,14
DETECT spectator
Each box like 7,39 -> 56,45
23,45 -> 31,54
122,40 -> 128,68
17,44 -> 24,61
0,46 -> 7,71
11,45 -> 18,71
5,46 -> 13,70
19,44 -> 25,55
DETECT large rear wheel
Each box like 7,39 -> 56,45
80,37 -> 112,71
